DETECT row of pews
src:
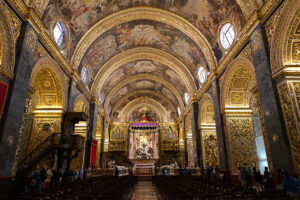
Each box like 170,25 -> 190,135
153,176 -> 289,200
1,176 -> 136,200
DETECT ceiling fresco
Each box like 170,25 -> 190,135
43,0 -> 245,62
100,60 -> 188,99
108,80 -> 180,115
129,107 -> 160,122
79,20 -> 206,88
111,91 -> 178,122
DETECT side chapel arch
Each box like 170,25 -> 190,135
220,57 -> 258,172
271,0 -> 300,72
198,93 -> 220,168
30,57 -> 68,111
221,57 -> 257,112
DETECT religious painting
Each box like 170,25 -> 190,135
135,130 -> 153,159
111,92 -> 177,122
0,81 -> 8,120
129,107 -> 159,122
79,20 -> 207,88
43,0 -> 245,62
101,60 -> 187,100
108,81 -> 179,116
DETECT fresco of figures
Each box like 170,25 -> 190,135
101,60 -> 187,98
129,107 -> 159,122
79,20 -> 206,88
43,0 -> 245,62
108,80 -> 180,110
110,92 -> 178,122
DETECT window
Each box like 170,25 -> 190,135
220,23 -> 235,49
53,22 -> 68,48
185,93 -> 190,104
81,67 -> 89,84
198,67 -> 206,84
177,107 -> 181,117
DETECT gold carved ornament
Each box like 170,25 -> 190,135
226,117 -> 257,172
278,83 -> 300,173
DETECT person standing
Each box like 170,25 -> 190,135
253,167 -> 262,192
283,171 -> 299,200
44,169 -> 53,189
273,168 -> 284,190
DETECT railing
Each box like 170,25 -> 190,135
18,132 -> 61,170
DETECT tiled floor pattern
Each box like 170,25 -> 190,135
131,181 -> 159,200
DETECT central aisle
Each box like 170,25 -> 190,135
131,181 -> 159,200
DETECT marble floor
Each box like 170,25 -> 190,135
131,181 -> 159,200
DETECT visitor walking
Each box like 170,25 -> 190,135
253,167 -> 262,192
283,171 -> 299,200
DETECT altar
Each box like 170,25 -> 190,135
128,121 -> 159,160
133,160 -> 155,176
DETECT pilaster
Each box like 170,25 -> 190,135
0,23 -> 38,176
250,25 -> 294,172
209,79 -> 228,171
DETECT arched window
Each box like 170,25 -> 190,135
185,93 -> 190,104
53,22 -> 68,48
81,67 -> 89,84
198,67 -> 206,83
177,107 -> 181,117
220,23 -> 235,49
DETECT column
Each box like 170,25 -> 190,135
190,102 -> 202,167
209,79 -> 228,171
84,103 -> 97,168
249,25 -> 294,172
178,123 -> 185,167
0,23 -> 38,176
99,117 -> 105,168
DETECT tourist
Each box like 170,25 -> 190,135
115,166 -> 119,178
244,163 -> 252,187
33,167 -> 41,190
238,166 -> 247,187
283,171 -> 299,200
273,168 -> 284,190
253,167 -> 262,192
264,167 -> 272,190
44,169 -> 53,189
15,165 -> 28,193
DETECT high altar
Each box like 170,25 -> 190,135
103,116 -> 183,174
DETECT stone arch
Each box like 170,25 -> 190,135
111,89 -> 177,119
198,93 -> 215,127
221,57 -> 257,112
271,0 -> 300,72
30,57 -> 68,111
104,74 -> 185,112
73,94 -> 90,115
119,98 -> 169,122
70,7 -> 217,72
0,2 -> 15,76
91,47 -> 197,96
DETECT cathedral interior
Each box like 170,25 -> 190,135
0,0 -> 300,199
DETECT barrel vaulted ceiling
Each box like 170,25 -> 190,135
41,0 -> 247,122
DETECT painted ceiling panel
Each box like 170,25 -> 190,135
101,60 -> 187,99
43,0 -> 245,62
79,20 -> 206,89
